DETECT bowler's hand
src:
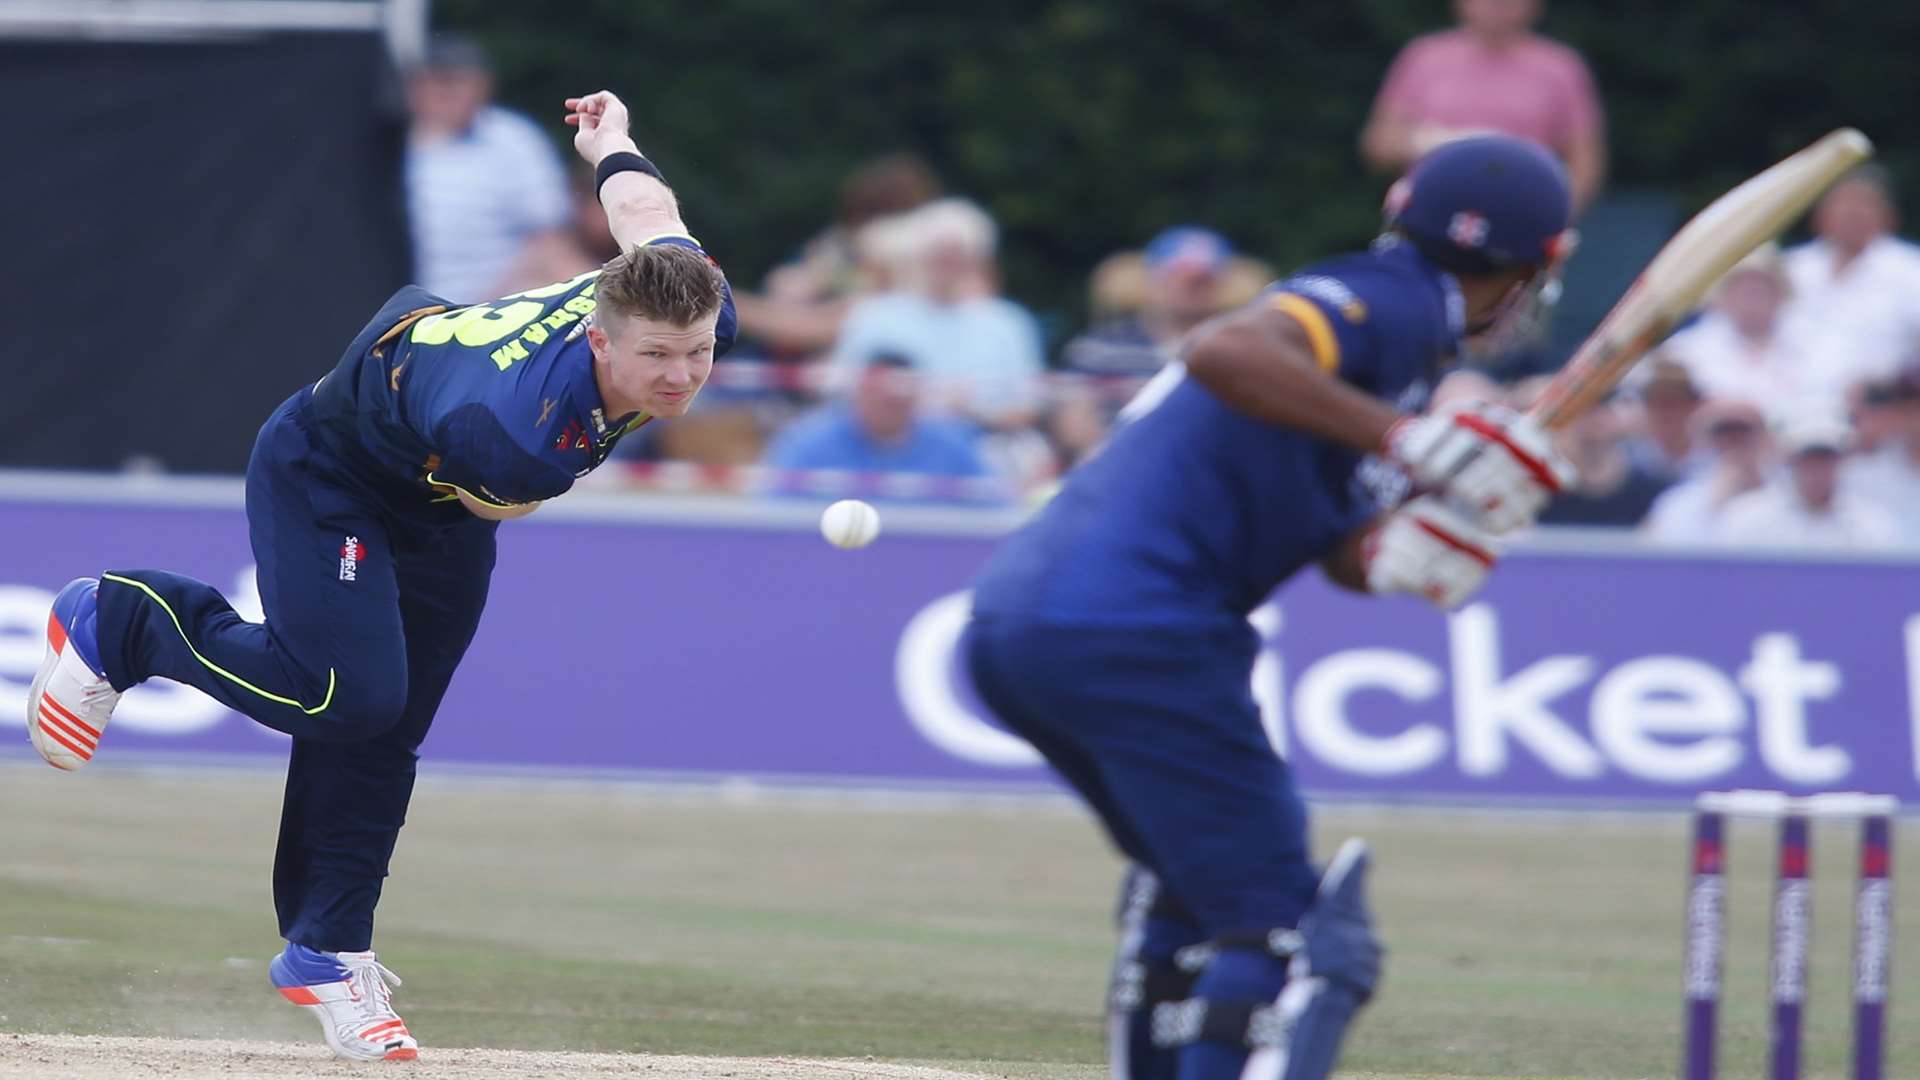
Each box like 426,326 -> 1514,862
564,91 -> 636,164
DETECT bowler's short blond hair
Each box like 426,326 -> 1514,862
597,243 -> 725,328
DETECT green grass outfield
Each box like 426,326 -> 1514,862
0,761 -> 1914,1079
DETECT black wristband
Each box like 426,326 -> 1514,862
595,151 -> 667,198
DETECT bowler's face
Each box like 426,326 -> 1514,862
590,313 -> 718,417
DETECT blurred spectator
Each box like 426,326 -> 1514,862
1850,375 -> 1906,455
1061,227 -> 1235,377
1536,398 -> 1672,527
1716,415 -> 1899,550
492,164 -> 624,294
1643,399 -> 1772,543
406,36 -> 571,302
829,199 -> 1045,430
761,352 -> 999,499
1779,166 -> 1920,396
1621,358 -> 1703,482
734,154 -> 942,356
1044,383 -> 1111,471
1360,0 -> 1606,210
1842,368 -> 1920,545
1661,245 -> 1820,419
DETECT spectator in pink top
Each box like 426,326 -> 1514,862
1361,0 -> 1607,211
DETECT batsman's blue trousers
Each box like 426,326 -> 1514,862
96,384 -> 497,953
965,615 -> 1319,936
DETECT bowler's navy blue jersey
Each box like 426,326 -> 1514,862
972,238 -> 1463,627
312,235 -> 737,507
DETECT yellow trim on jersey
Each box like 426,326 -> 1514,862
426,472 -> 522,509
100,573 -> 337,716
374,305 -> 449,348
1268,293 -> 1341,373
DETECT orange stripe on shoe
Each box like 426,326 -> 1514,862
279,986 -> 325,1006
361,1020 -> 408,1039
39,706 -> 98,750
38,719 -> 93,760
41,696 -> 100,741
384,1048 -> 419,1061
46,611 -> 68,654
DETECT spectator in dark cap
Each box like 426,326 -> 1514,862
1843,366 -> 1920,546
407,34 -> 571,302
761,351 -> 1003,502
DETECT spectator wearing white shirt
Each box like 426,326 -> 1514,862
1716,414 -> 1899,552
406,36 -> 572,303
1644,399 -> 1772,544
1842,368 -> 1920,546
830,198 -> 1045,431
1660,245 -> 1821,418
1779,166 -> 1920,402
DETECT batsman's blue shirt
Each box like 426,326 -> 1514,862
972,238 -> 1464,627
312,235 -> 737,508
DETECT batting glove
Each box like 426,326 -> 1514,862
1382,400 -> 1574,534
1364,495 -> 1502,610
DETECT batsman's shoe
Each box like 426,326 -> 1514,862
270,943 -> 420,1062
27,577 -> 121,771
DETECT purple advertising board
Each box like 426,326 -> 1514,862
2,476 -> 1916,806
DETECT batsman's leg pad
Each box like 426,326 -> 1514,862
1110,867 -> 1208,1080
1158,839 -> 1383,1080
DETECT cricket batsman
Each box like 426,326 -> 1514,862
965,135 -> 1577,1080
24,91 -> 728,1061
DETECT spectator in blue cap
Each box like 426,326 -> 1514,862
1062,226 -> 1238,379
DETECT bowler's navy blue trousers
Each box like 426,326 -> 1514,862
97,384 -> 497,952
965,616 -> 1319,937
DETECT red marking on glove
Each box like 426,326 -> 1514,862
1412,517 -> 1497,568
1452,411 -> 1564,493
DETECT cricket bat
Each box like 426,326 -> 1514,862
1527,128 -> 1874,430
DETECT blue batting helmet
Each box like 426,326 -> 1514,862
1384,135 -> 1574,274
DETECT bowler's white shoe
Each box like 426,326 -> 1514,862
27,578 -> 121,771
270,943 -> 420,1061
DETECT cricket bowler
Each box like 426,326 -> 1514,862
965,135 -> 1578,1080
24,90 -> 726,1060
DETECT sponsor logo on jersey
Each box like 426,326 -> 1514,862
1284,276 -> 1367,323
339,537 -> 365,582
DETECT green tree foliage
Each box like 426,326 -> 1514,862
438,0 -> 1920,337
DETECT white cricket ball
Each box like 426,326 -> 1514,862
819,498 -> 882,549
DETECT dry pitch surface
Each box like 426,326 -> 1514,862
0,1035 -> 1498,1080
0,1034 -> 1043,1080
1,760 -> 1915,1080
